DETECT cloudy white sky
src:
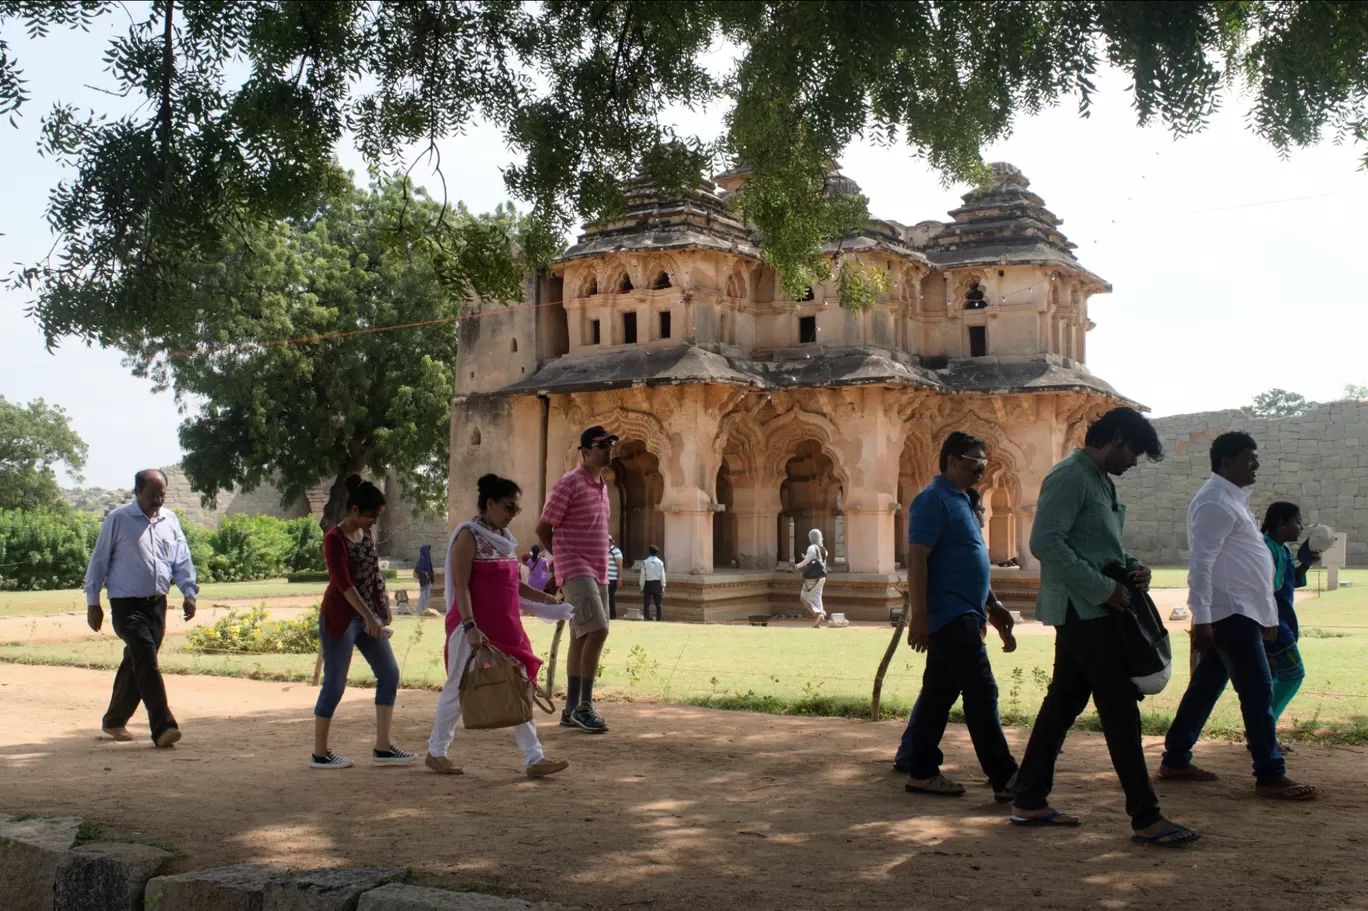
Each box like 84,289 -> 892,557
2,20 -> 1364,489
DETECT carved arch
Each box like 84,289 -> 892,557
561,408 -> 675,482
756,408 -> 853,490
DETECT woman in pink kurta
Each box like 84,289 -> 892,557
426,474 -> 570,778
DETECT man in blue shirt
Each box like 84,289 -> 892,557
893,432 -> 1019,799
85,469 -> 199,747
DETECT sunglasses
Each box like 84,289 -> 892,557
499,500 -> 522,516
589,440 -> 617,451
957,454 -> 988,468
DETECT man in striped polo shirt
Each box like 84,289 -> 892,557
536,426 -> 617,734
607,535 -> 624,620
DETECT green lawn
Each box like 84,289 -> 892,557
1148,565 -> 1368,590
0,579 -> 329,618
3,585 -> 1365,743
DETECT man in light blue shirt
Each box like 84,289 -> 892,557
85,469 -> 199,747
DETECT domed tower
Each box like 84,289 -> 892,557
449,163 -> 1131,621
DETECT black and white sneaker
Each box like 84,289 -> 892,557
559,708 -> 576,728
311,751 -> 353,769
373,745 -> 416,764
568,703 -> 609,734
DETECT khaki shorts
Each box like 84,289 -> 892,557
562,575 -> 610,638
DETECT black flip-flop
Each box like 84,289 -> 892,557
1131,825 -> 1202,848
1009,810 -> 1081,827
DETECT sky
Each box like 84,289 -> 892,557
2,19 -> 1365,489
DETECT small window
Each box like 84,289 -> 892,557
470,428 -> 482,446
623,312 -> 638,344
591,320 -> 602,345
799,316 -> 817,344
659,311 -> 672,339
586,277 -> 598,296
617,274 -> 634,293
800,286 -> 815,302
965,282 -> 987,310
510,338 -> 518,353
651,271 -> 671,290
969,326 -> 987,357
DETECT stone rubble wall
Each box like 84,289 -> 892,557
1115,400 -> 1367,567
0,812 -> 573,911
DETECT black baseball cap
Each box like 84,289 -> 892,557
580,426 -> 620,449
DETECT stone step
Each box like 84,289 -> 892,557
145,862 -> 287,911
357,884 -> 574,911
263,867 -> 408,911
0,813 -> 83,911
56,842 -> 174,911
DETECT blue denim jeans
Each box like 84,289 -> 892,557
894,612 -> 1018,791
417,581 -> 432,614
1163,613 -> 1284,784
313,615 -> 400,719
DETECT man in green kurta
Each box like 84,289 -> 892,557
1009,407 -> 1201,848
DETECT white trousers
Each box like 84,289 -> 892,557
427,628 -> 544,766
800,577 -> 827,616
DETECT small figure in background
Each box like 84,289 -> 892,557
640,545 -> 666,622
414,544 -> 435,615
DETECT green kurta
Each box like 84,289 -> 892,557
1030,449 -> 1141,626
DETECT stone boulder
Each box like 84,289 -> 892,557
262,867 -> 408,911
55,842 -> 174,911
356,884 -> 574,911
145,862 -> 287,911
0,814 -> 82,911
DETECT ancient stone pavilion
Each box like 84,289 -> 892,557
449,163 -> 1128,620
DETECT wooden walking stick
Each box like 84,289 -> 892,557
312,650 -> 324,687
544,619 -> 567,705
872,587 -> 910,721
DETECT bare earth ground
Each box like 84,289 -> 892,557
2,665 -> 1365,911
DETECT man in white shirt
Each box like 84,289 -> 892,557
1160,433 -> 1318,800
640,545 -> 666,621
607,536 -> 624,620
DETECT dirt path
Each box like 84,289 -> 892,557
0,665 -> 1363,910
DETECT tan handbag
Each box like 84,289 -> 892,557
459,646 -> 554,729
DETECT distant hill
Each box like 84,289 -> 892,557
62,487 -> 132,516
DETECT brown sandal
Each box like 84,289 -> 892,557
1256,781 -> 1318,801
906,774 -> 966,796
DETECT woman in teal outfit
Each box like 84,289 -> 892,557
1260,502 -> 1316,745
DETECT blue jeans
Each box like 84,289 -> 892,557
1163,613 -> 1284,784
417,581 -> 432,614
894,612 -> 1018,791
314,615 -> 400,719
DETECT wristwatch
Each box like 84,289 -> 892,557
461,619 -> 477,632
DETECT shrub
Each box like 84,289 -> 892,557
287,568 -> 398,584
0,508 -> 102,590
207,514 -> 299,582
286,517 -> 326,572
186,603 -> 321,654
177,514 -> 217,584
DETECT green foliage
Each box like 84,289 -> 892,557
1243,388 -> 1315,419
286,568 -> 397,584
185,603 -> 320,654
176,512 -> 215,583
205,515 -> 299,583
0,396 -> 88,511
0,508 -> 101,591
7,2 -> 1368,338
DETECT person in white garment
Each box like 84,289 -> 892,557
639,545 -> 667,621
426,474 -> 570,777
793,529 -> 829,628
1158,432 -> 1318,801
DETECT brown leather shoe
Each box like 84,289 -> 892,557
525,758 -> 569,779
101,726 -> 134,742
154,729 -> 182,748
425,753 -> 464,775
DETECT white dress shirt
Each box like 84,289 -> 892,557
84,502 -> 199,604
1186,474 -> 1276,627
639,555 -> 667,589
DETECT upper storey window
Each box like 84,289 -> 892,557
617,274 -> 634,293
799,286 -> 815,302
650,271 -> 671,290
964,282 -> 987,310
585,277 -> 598,296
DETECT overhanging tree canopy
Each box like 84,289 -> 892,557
4,1 -> 1367,325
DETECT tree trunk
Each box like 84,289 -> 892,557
321,438 -> 371,530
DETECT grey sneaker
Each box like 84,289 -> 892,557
568,703 -> 608,734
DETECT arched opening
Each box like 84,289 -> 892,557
726,272 -> 746,300
610,440 -> 664,565
510,337 -> 518,353
617,274 -> 634,293
986,485 -> 1016,565
778,440 -> 843,566
650,271 -> 671,290
895,438 -> 935,569
713,462 -> 736,569
469,427 -> 482,447
964,281 -> 987,310
799,286 -> 815,302
585,277 -> 598,297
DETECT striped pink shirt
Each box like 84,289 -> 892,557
540,465 -> 610,584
